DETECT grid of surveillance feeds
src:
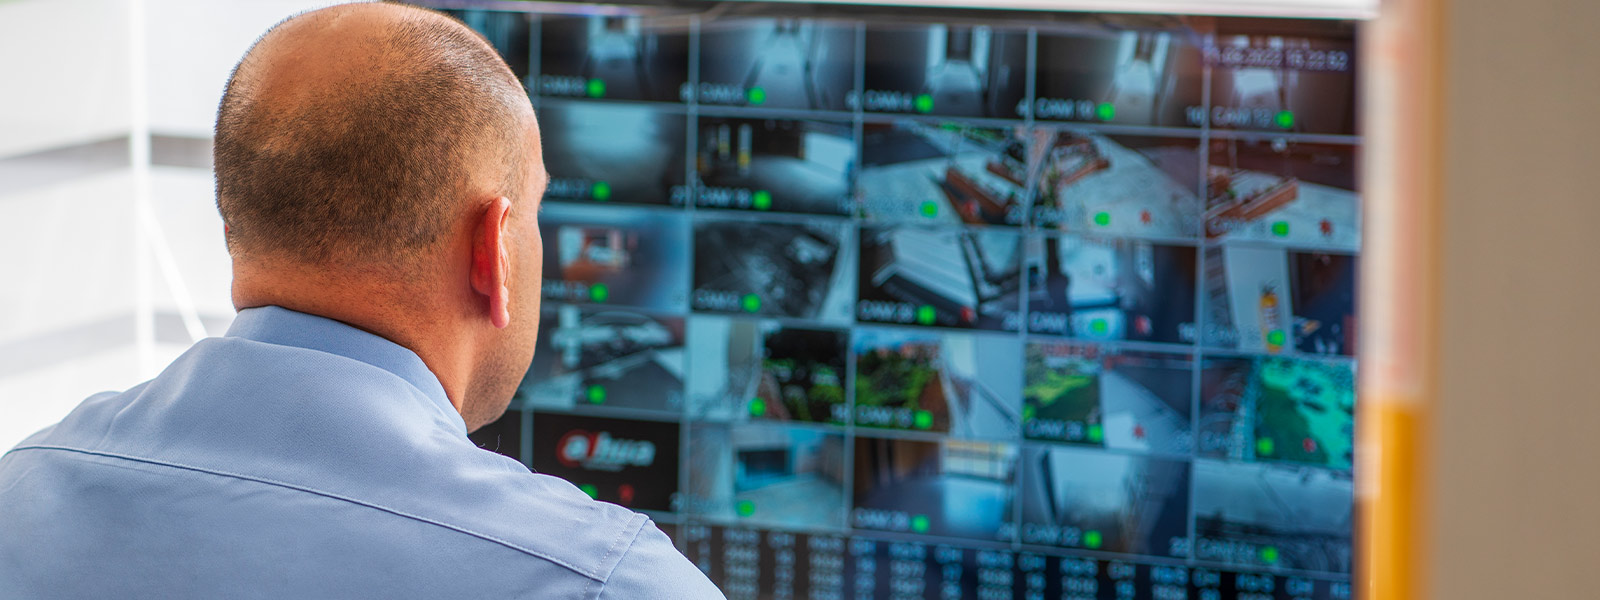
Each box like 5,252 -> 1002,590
441,3 -> 1359,598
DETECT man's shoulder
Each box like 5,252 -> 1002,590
0,442 -> 702,598
0,335 -> 677,590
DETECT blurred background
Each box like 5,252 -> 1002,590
1,1 -> 1598,599
0,0 -> 328,450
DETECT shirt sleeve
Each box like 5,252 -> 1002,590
597,520 -> 726,600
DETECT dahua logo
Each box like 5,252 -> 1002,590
556,430 -> 656,472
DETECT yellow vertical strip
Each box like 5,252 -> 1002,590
1359,0 -> 1445,598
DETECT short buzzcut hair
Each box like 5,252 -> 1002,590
214,5 -> 529,266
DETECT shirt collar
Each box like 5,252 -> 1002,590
224,305 -> 464,434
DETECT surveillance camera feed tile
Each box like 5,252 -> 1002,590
858,120 -> 1033,226
515,305 -> 686,415
537,203 -> 689,311
538,102 -> 689,206
532,411 -> 682,512
697,18 -> 857,111
1023,342 -> 1195,457
1199,354 -> 1356,470
1203,29 -> 1357,136
538,14 -> 689,103
693,116 -> 856,216
439,2 -> 1361,598
852,436 -> 1020,542
1204,136 -> 1360,252
860,24 -> 1027,119
1200,245 -> 1358,356
685,422 -> 849,530
1031,26 -> 1204,128
1193,459 -> 1353,574
1023,233 -> 1198,344
1019,446 -> 1191,558
691,216 -> 856,325
687,317 -> 850,425
852,327 -> 1023,439
857,225 -> 1022,331
1029,127 -> 1203,238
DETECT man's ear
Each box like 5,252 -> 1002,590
470,197 -> 514,329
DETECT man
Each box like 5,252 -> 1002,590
0,4 -> 724,598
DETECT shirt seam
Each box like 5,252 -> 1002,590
587,512 -> 649,599
6,444 -> 604,582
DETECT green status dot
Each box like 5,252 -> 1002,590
1090,319 -> 1109,335
1096,102 -> 1116,122
1262,546 -> 1281,564
911,514 -> 931,533
591,181 -> 612,201
748,398 -> 767,417
919,200 -> 939,218
747,87 -> 766,105
1084,530 -> 1104,549
914,94 -> 934,114
752,190 -> 772,211
1267,330 -> 1287,347
916,305 -> 937,326
913,409 -> 934,430
1093,211 -> 1112,227
1271,221 -> 1290,237
1275,110 -> 1295,130
586,385 -> 607,405
579,484 -> 599,499
741,293 -> 762,313
586,78 -> 606,98
1257,437 -> 1275,456
736,500 -> 756,517
589,283 -> 610,303
1087,423 -> 1104,443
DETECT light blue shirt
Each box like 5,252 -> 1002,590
0,306 -> 724,599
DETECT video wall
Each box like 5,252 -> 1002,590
441,3 -> 1360,598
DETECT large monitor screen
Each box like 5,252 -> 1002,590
440,2 -> 1360,598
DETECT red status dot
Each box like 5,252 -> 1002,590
1133,425 -> 1146,440
1303,438 -> 1318,453
618,484 -> 635,505
1320,219 -> 1333,236
959,306 -> 976,324
1140,210 -> 1152,225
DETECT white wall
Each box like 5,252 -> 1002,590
0,0 -> 140,449
0,0 -> 132,158
146,0 -> 340,137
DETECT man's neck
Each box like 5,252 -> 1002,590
231,264 -> 476,416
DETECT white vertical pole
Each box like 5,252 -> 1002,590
130,0 -> 155,377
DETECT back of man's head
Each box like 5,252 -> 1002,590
212,3 -> 547,430
215,2 -> 528,268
